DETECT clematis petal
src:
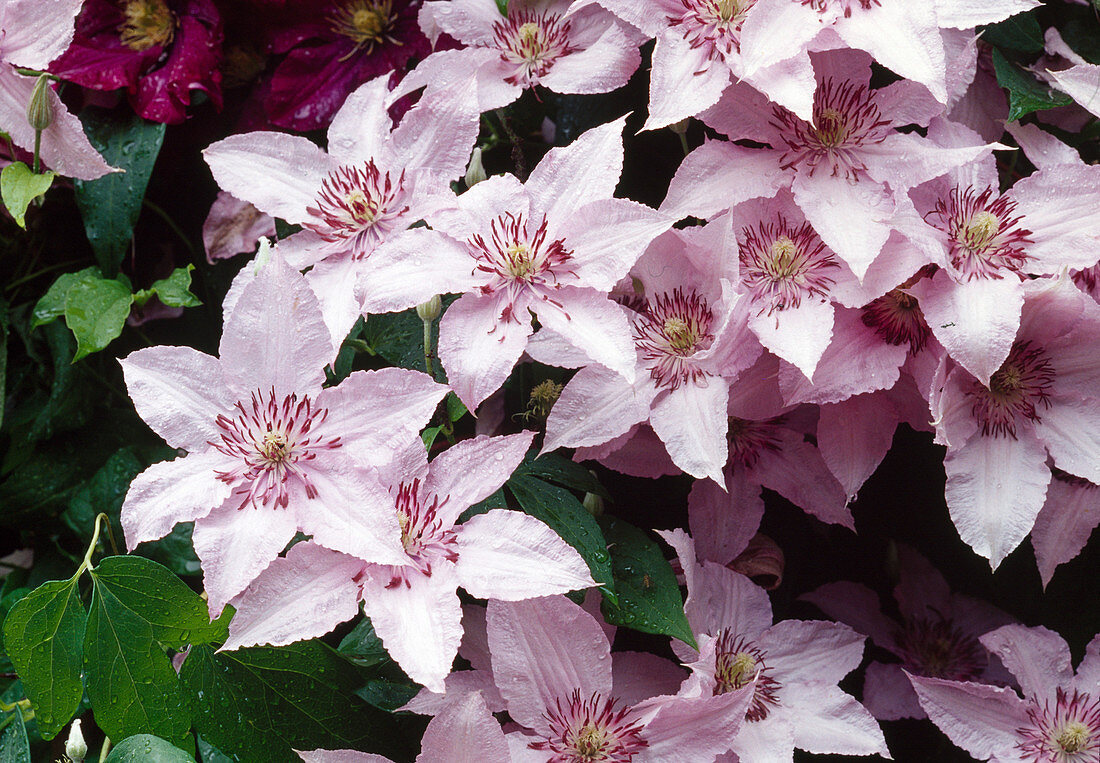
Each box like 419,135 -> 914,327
526,116 -> 626,224
908,674 -> 1031,758
650,380 -> 729,485
425,432 -> 534,527
1031,477 -> 1100,589
534,288 -> 636,383
357,228 -> 478,314
120,345 -> 233,451
643,31 -> 728,132
121,451 -> 231,549
543,366 -> 654,453
748,300 -> 833,381
1,0 -> 85,69
416,691 -> 510,763
539,20 -> 640,95
221,542 -> 363,651
979,624 -> 1074,704
455,510 -> 596,599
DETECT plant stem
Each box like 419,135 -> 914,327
73,513 -> 109,579
422,317 -> 435,380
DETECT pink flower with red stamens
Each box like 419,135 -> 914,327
120,253 -> 449,615
220,431 -> 597,693
354,117 -> 673,411
910,624 -> 1100,763
531,689 -> 649,761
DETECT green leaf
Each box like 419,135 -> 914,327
446,393 -> 467,422
1,579 -> 86,739
506,474 -> 614,599
337,617 -> 390,669
495,0 -> 507,13
0,708 -> 30,763
74,109 -> 167,276
83,568 -> 191,749
515,452 -> 610,499
31,268 -> 100,327
980,11 -> 1044,54
103,734 -> 194,763
89,556 -> 228,648
63,277 -> 133,361
597,516 -> 695,647
991,48 -> 1074,121
1059,15 -> 1100,65
134,266 -> 201,309
0,162 -> 55,229
180,642 -> 410,763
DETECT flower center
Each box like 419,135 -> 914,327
967,340 -> 1055,438
930,186 -> 1034,281
713,631 -> 781,722
771,79 -> 890,180
530,689 -> 648,762
1017,688 -> 1100,763
522,379 -> 564,422
329,0 -> 401,58
492,10 -> 574,87
726,416 -> 784,469
670,0 -> 755,59
739,217 -> 838,314
633,288 -> 715,390
210,389 -> 341,510
304,162 -> 409,256
385,479 -> 458,587
118,0 -> 175,51
895,615 -> 986,681
860,272 -> 933,355
468,212 -> 575,322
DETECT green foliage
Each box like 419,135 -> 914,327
514,451 -> 610,499
495,0 -> 507,13
1,579 -> 85,739
598,516 -> 696,648
507,473 -> 615,599
980,11 -> 1044,54
991,48 -> 1074,122
74,109 -> 167,276
32,266 -> 199,361
0,162 -> 55,229
181,642 -> 410,762
0,707 -> 30,763
103,734 -> 195,762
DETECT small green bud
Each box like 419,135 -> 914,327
64,719 -> 87,763
26,74 -> 54,131
669,118 -> 690,136
417,294 -> 442,322
464,147 -> 487,188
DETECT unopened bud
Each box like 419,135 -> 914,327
669,118 -> 690,136
582,491 -> 604,517
64,719 -> 87,763
27,74 -> 53,131
464,147 -> 487,188
416,294 -> 442,322
728,534 -> 784,590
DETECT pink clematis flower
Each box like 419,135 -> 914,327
51,0 -> 224,124
908,119 -> 1100,386
593,0 -> 818,129
662,48 -> 997,280
486,594 -> 757,762
0,0 -> 116,179
910,624 -> 1100,763
1031,470 -> 1100,590
539,215 -> 761,483
220,430 -> 597,693
737,0 -> 1040,110
298,691 -> 510,763
261,0 -> 430,132
803,544 -> 1015,720
928,277 -> 1100,567
399,0 -> 642,112
204,73 -> 480,345
355,116 -> 673,411
120,253 -> 448,614
661,530 -> 889,760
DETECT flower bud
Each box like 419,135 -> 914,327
416,294 -> 442,322
26,74 -> 53,131
669,118 -> 690,136
464,147 -> 487,188
728,534 -> 784,590
582,490 -> 604,517
64,719 -> 87,763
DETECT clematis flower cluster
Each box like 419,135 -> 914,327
82,0 -> 1100,758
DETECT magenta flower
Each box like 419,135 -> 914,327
662,48 -> 996,279
202,191 -> 276,264
221,431 -> 597,692
356,116 -> 672,411
51,0 -> 223,124
262,0 -> 430,131
205,74 -> 480,344
298,691 -> 509,763
400,0 -> 642,112
120,254 -> 448,614
485,595 -> 756,761
662,530 -> 889,759
0,0 -> 116,179
910,624 -> 1100,763
803,544 -> 1015,720
929,277 -> 1100,567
